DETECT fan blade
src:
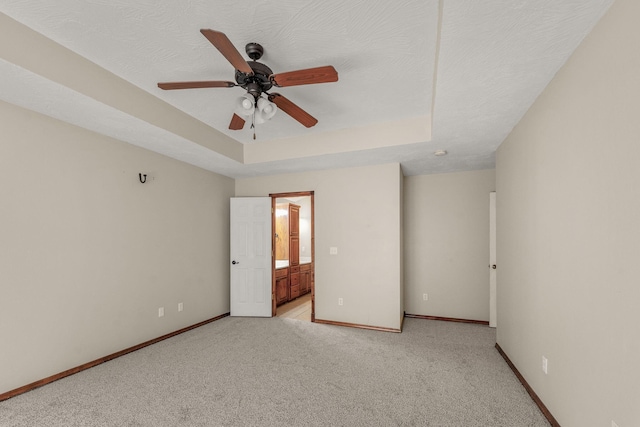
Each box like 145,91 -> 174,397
268,93 -> 318,128
200,29 -> 253,75
229,113 -> 245,130
271,65 -> 338,87
157,81 -> 235,90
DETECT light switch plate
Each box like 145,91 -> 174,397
330,247 -> 338,255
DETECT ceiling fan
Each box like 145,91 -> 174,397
158,29 -> 338,132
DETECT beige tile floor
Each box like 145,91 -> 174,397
276,293 -> 312,321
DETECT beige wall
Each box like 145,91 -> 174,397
0,101 -> 234,395
404,170 -> 495,321
236,163 -> 403,330
496,0 -> 640,425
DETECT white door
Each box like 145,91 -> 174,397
230,197 -> 272,317
489,192 -> 497,328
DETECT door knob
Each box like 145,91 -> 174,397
492,264 -> 497,269
232,260 -> 239,265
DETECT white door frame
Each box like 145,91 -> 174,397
489,191 -> 497,328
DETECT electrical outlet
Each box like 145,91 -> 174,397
423,293 -> 429,301
338,297 -> 343,306
158,307 -> 164,317
178,302 -> 183,312
542,356 -> 548,374
330,247 -> 338,255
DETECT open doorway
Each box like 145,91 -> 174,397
270,191 -> 314,322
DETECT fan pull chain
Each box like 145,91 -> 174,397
252,103 -> 257,140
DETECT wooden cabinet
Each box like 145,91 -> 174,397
275,268 -> 289,306
289,204 -> 299,237
289,237 -> 299,266
300,263 -> 312,295
275,264 -> 313,306
288,204 -> 300,267
289,265 -> 300,299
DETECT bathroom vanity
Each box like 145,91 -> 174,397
275,259 -> 312,306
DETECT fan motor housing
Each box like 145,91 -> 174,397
235,61 -> 273,94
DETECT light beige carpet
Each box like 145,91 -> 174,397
0,317 -> 550,426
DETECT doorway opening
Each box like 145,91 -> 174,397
270,191 -> 314,322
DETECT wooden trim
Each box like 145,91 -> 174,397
271,196 -> 277,316
495,344 -> 561,427
315,318 -> 401,333
404,313 -> 489,325
310,193 -> 315,322
269,191 -> 314,198
0,312 -> 230,402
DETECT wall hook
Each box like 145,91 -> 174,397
139,173 -> 147,183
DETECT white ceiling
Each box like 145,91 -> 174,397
0,0 -> 613,178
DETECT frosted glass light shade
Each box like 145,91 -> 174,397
235,93 -> 255,117
254,97 -> 277,124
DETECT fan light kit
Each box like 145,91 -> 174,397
158,29 -> 339,138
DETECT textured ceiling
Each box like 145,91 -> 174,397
0,0 -> 613,178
